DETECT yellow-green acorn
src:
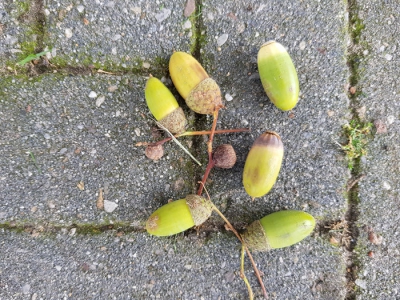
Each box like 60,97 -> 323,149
242,210 -> 316,252
258,41 -> 299,111
169,52 -> 222,115
242,131 -> 283,198
145,76 -> 188,134
146,194 -> 213,236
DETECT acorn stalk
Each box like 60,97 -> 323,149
242,210 -> 316,252
243,131 -> 284,199
145,76 -> 188,134
258,41 -> 299,111
146,194 -> 213,236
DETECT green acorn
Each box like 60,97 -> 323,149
145,75 -> 188,134
258,41 -> 299,111
242,131 -> 284,199
146,195 -> 213,236
169,52 -> 222,115
242,210 -> 316,252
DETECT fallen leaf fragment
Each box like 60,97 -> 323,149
97,69 -> 116,75
374,119 -> 387,134
184,0 -> 195,17
77,181 -> 85,191
97,188 -> 104,210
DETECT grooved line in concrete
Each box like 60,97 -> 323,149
344,0 -> 364,299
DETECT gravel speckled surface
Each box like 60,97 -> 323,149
1,0 -> 399,299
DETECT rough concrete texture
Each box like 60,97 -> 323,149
0,229 -> 343,300
200,0 -> 350,223
0,74 -> 198,224
354,1 -> 400,299
1,0 -> 398,299
44,0 -> 193,70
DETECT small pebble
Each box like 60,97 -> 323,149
89,91 -> 97,98
299,41 -> 306,50
225,93 -> 233,101
96,96 -> 105,107
131,7 -> 141,15
55,265 -> 62,271
65,28 -> 73,39
59,148 -> 68,154
142,62 -> 150,69
155,8 -> 171,23
32,293 -> 38,300
183,20 -> 191,30
44,133 -> 50,139
108,85 -> 118,92
77,5 -> 85,13
112,34 -> 122,41
383,181 -> 391,190
355,279 -> 367,289
104,200 -> 118,213
134,128 -> 141,136
387,115 -> 395,125
217,34 -> 229,47
385,54 -> 393,61
22,284 -> 30,294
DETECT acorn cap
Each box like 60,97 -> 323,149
213,144 -> 237,169
185,194 -> 213,226
242,210 -> 316,252
258,41 -> 299,111
242,131 -> 284,198
158,106 -> 187,134
186,78 -> 223,115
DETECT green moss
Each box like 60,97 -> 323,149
340,120 -> 372,171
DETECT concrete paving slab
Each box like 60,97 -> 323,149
353,1 -> 400,299
0,74 -> 196,224
0,228 -> 344,299
44,0 -> 193,70
198,0 -> 350,224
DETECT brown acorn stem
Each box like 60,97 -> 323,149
149,128 -> 250,147
210,204 -> 268,299
197,160 -> 215,195
197,107 -> 221,195
241,244 -> 254,300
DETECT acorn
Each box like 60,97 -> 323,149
258,41 -> 299,111
146,194 -> 213,236
213,144 -> 237,169
145,75 -> 188,134
242,210 -> 316,252
242,131 -> 283,199
169,52 -> 223,115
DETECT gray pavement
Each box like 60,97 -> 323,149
0,0 -> 399,299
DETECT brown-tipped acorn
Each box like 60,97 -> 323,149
242,131 -> 284,198
242,210 -> 316,252
145,76 -> 188,134
169,52 -> 223,115
258,41 -> 299,111
213,144 -> 237,169
146,194 -> 213,236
